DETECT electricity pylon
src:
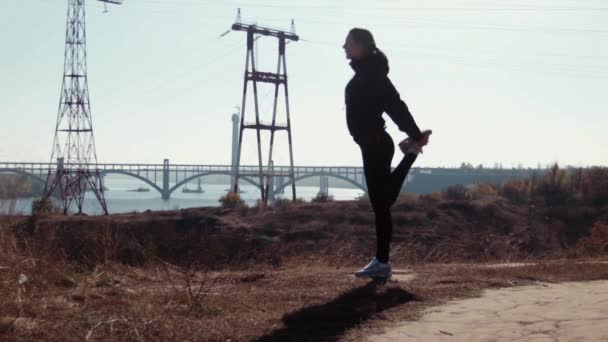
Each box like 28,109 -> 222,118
43,0 -> 123,215
231,13 -> 299,206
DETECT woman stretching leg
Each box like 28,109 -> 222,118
343,28 -> 431,279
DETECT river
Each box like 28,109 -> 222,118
1,174 -> 364,215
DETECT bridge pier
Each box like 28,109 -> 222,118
231,112 -> 240,192
318,175 -> 329,197
48,158 -> 65,198
162,159 -> 170,200
275,176 -> 285,194
99,173 -> 106,192
268,174 -> 276,202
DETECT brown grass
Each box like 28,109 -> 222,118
0,257 -> 606,341
573,223 -> 608,257
3,193 -> 607,268
1,187 -> 608,341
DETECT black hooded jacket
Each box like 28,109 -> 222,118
345,52 -> 422,145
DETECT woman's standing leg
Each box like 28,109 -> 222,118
360,132 -> 394,264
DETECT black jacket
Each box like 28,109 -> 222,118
345,52 -> 422,145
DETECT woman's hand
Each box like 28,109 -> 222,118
417,130 -> 432,147
398,130 -> 432,155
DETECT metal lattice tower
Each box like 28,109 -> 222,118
43,0 -> 123,215
231,15 -> 299,206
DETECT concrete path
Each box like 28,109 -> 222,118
368,281 -> 608,341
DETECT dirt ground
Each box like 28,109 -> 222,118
1,259 -> 607,341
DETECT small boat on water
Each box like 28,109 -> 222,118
182,187 -> 205,194
127,187 -> 150,193
183,178 -> 205,193
225,189 -> 247,194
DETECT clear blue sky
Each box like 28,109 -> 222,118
1,0 -> 606,168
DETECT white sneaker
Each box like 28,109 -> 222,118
355,257 -> 392,279
398,129 -> 432,155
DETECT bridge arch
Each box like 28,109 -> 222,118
100,170 -> 164,195
169,171 -> 260,195
273,172 -> 367,195
0,168 -> 47,186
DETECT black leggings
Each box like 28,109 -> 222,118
359,131 -> 417,264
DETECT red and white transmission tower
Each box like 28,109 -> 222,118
231,12 -> 299,206
43,0 -> 123,215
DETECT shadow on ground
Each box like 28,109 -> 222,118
256,281 -> 418,342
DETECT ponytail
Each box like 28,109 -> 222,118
373,47 -> 389,66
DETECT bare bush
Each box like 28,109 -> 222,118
580,167 -> 608,206
218,192 -> 246,209
444,185 -> 471,201
0,220 -> 18,263
312,193 -> 334,203
160,259 -> 220,317
533,163 -> 573,205
271,197 -> 304,210
31,197 -> 59,216
396,192 -> 419,205
575,222 -> 608,256
473,182 -> 498,199
419,191 -> 442,202
501,179 -> 529,203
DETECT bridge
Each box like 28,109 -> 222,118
0,160 -> 543,200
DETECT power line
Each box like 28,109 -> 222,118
137,0 -> 608,12
133,37 -> 246,98
300,39 -> 608,79
129,1 -> 608,35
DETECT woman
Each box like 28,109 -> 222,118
343,28 -> 431,279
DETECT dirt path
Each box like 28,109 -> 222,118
368,280 -> 608,341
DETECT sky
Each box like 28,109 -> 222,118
0,0 -> 606,168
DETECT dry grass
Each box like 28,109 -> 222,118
2,192 -> 607,268
574,223 -> 608,257
1,185 -> 608,340
218,192 -> 245,209
0,257 -> 606,341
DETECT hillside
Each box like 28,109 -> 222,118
1,168 -> 607,341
